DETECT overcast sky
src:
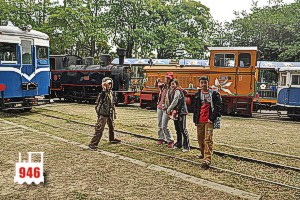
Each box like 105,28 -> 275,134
199,0 -> 296,23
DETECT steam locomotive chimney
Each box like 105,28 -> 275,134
100,54 -> 112,66
117,48 -> 126,65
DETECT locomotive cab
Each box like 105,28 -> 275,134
208,47 -> 257,116
208,47 -> 257,97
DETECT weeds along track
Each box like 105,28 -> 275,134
35,107 -> 300,161
9,109 -> 300,191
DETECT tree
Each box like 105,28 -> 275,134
0,0 -> 214,59
47,0 -> 110,57
223,0 -> 300,61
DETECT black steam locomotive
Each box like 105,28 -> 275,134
50,49 -> 135,104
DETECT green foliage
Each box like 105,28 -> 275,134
0,0 -> 212,59
2,0 -> 300,61
222,0 -> 300,61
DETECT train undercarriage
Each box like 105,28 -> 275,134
51,85 -> 135,105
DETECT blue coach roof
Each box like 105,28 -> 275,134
257,61 -> 300,69
112,58 -> 172,65
179,59 -> 209,66
279,66 -> 300,72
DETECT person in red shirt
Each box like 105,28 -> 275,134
193,76 -> 222,169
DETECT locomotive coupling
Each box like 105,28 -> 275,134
22,82 -> 38,90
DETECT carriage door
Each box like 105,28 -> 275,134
20,39 -> 37,92
237,52 -> 255,96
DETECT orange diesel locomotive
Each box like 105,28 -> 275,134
140,47 -> 257,116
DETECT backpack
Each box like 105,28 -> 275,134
208,90 -> 221,129
173,87 -> 187,116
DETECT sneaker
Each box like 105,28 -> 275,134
182,148 -> 190,152
201,161 -> 211,170
157,140 -> 164,145
167,142 -> 174,148
173,143 -> 182,149
88,144 -> 97,151
196,154 -> 204,159
110,138 -> 121,144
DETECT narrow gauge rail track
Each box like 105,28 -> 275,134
9,112 -> 300,191
31,111 -> 300,173
197,141 -> 300,160
45,102 -> 300,122
123,107 -> 300,124
34,107 -> 300,161
225,114 -> 300,124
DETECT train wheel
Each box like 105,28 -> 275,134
88,100 -> 96,104
23,107 -> 32,112
140,100 -> 147,109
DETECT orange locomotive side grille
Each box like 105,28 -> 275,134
140,93 -> 153,101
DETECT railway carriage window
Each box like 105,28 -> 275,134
292,75 -> 300,85
260,69 -> 278,83
0,42 -> 18,63
21,40 -> 32,64
280,74 -> 287,86
238,53 -> 251,68
214,54 -> 235,67
37,46 -> 48,59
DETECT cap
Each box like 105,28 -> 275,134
165,72 -> 174,79
102,77 -> 113,83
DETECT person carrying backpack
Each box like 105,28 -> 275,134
167,79 -> 190,152
88,77 -> 121,150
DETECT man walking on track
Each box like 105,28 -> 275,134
88,77 -> 121,150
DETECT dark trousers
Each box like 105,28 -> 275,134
174,115 -> 190,149
90,115 -> 115,147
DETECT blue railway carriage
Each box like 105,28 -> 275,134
277,65 -> 300,119
0,25 -> 50,111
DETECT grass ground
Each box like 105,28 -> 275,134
0,120 -> 240,200
1,103 -> 299,199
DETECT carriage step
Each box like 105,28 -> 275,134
236,108 -> 249,110
2,106 -> 32,110
5,101 -> 23,103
